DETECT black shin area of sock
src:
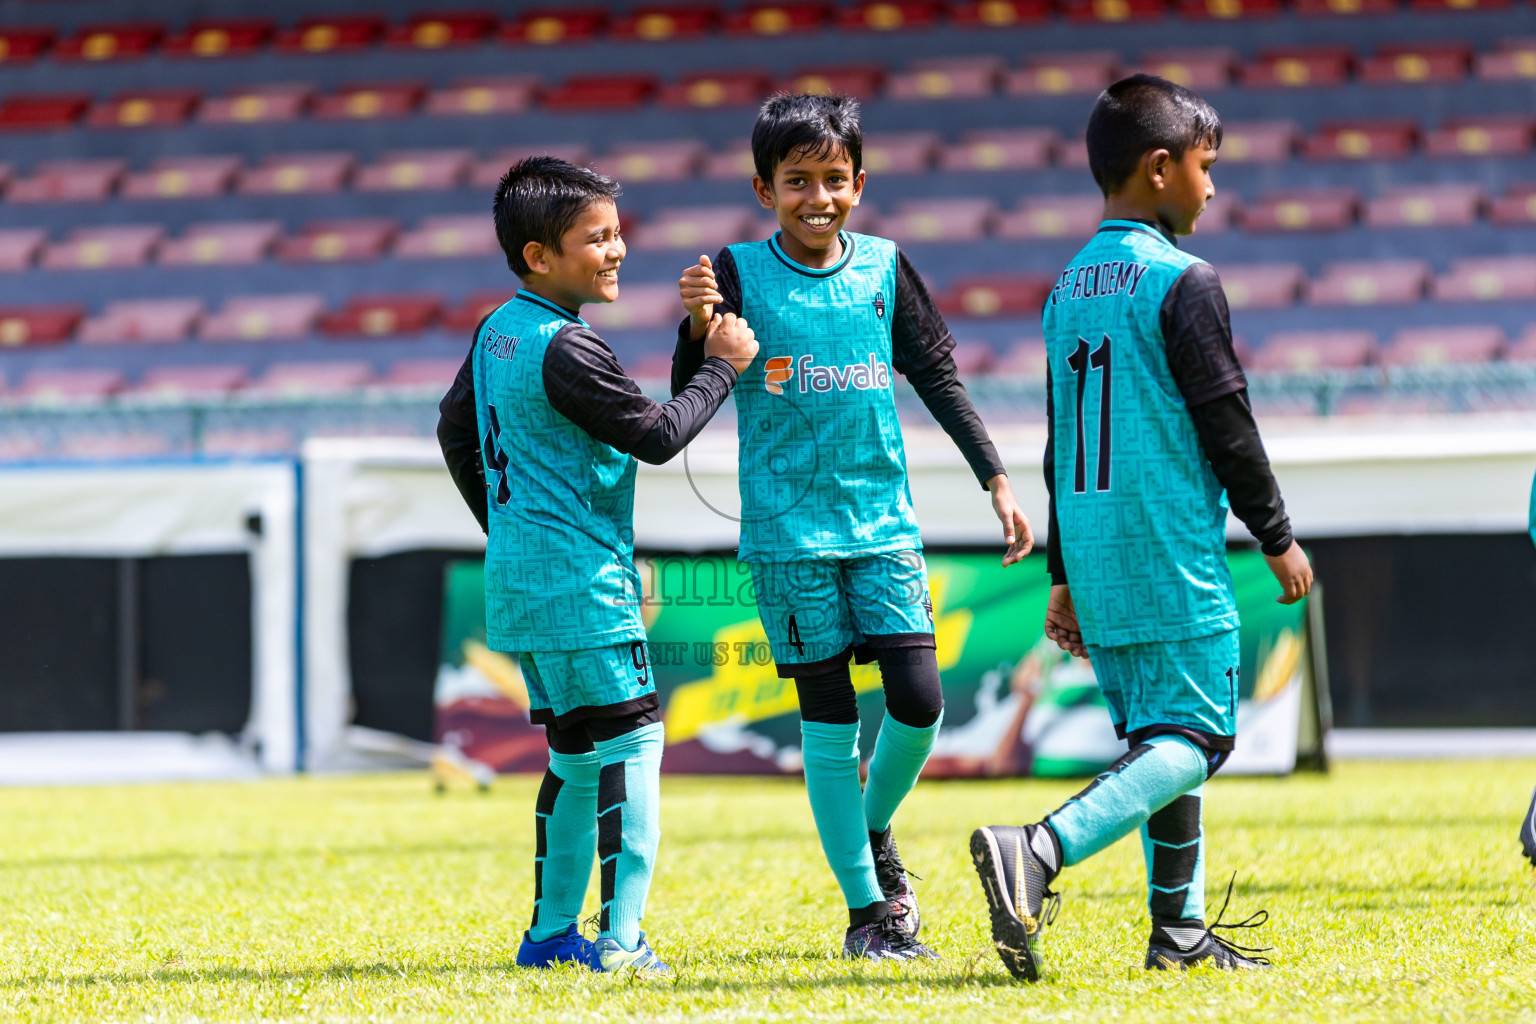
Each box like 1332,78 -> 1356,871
793,661 -> 859,725
848,899 -> 893,929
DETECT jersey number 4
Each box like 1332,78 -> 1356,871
1067,334 -> 1113,494
481,405 -> 512,507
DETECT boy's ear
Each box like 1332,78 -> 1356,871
850,168 -> 866,206
1145,148 -> 1173,192
751,174 -> 777,210
522,240 -> 549,275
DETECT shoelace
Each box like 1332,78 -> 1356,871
1207,873 -> 1273,965
1040,887 -> 1062,928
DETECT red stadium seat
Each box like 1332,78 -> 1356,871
1218,121 -> 1299,163
582,284 -> 680,330
78,299 -> 204,345
1379,325 -> 1503,367
0,94 -> 90,132
722,2 -> 829,34
277,220 -> 397,264
940,129 -> 1058,172
1249,331 -> 1375,372
996,196 -> 1103,240
949,342 -> 997,376
238,153 -> 355,196
1055,136 -> 1091,168
8,159 -> 125,202
199,295 -> 326,342
611,4 -> 721,40
994,340 -> 1048,376
275,16 -> 384,54
55,23 -> 163,62
935,275 -> 1054,318
245,362 -> 374,397
1005,52 -> 1119,96
501,8 -> 609,45
1060,0 -> 1166,23
0,305 -> 83,348
779,65 -> 885,98
1507,325 -> 1536,361
948,1 -> 1050,26
1241,189 -> 1360,232
313,82 -> 425,121
626,353 -> 676,379
162,19 -> 273,58
379,358 -> 464,391
1293,0 -> 1395,14
1358,42 -> 1471,85
394,215 -> 499,260
1136,48 -> 1238,90
469,145 -> 591,188
318,294 -> 443,337
1194,191 -> 1237,233
0,229 -> 45,272
356,150 -> 472,192
1431,256 -> 1536,301
0,28 -> 55,64
1303,120 -> 1418,161
862,133 -> 940,174
1414,0 -> 1508,9
1332,392 -> 1453,417
21,369 -> 125,405
57,430 -> 175,458
87,90 -> 200,129
1176,0 -> 1282,17
540,75 -> 657,110
1240,46 -> 1353,88
1487,184 -> 1536,226
881,199 -> 998,244
387,11 -> 495,49
41,225 -> 163,270
425,77 -> 539,117
1308,260 -> 1430,305
443,291 -> 515,332
594,141 -> 707,183
199,84 -> 313,125
658,70 -> 774,108
129,365 -> 249,400
834,1 -> 943,30
624,206 -> 757,251
888,57 -> 1004,101
1214,263 -> 1305,309
121,156 -> 240,200
1424,116 -> 1535,158
160,222 -> 282,266
1365,184 -> 1483,228
1474,39 -> 1536,81
702,144 -> 757,180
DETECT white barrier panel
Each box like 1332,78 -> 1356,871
0,459 -> 298,775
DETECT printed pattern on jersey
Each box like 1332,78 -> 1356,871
520,641 -> 655,723
474,290 -> 645,652
729,232 -> 921,562
1087,629 -> 1241,741
1044,221 -> 1239,647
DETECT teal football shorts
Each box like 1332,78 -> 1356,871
519,640 -> 656,726
1085,627 -> 1241,750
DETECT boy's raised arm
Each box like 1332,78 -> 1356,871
672,248 -> 743,396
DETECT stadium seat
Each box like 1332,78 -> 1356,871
378,358 -> 464,391
702,143 -> 758,180
1332,392 -> 1455,416
862,133 -> 940,174
1432,256 -> 1536,301
425,77 -> 539,117
121,156 -> 241,200
1365,184 -> 1483,228
199,83 -> 313,125
935,274 -> 1054,318
1135,48 -> 1237,90
355,150 -> 472,192
18,369 -> 125,405
1240,46 -> 1353,88
948,0 -> 1050,25
626,353 -> 677,378
0,305 -> 84,347
949,342 -> 997,376
881,198 -> 998,244
1005,51 -> 1118,96
624,206 -> 757,251
996,196 -> 1103,240
780,65 -> 885,98
0,94 -> 90,131
0,229 -> 46,272
993,339 -> 1048,376
540,74 -> 657,110
387,11 -> 496,49
312,82 -> 425,121
582,284 -> 681,330
1378,325 -> 1504,367
244,361 -> 374,397
1176,0 -> 1282,18
200,428 -> 295,456
1485,184 -> 1536,226
8,159 -> 126,202
87,90 -> 200,129
1474,38 -> 1536,81
1304,120 -> 1418,161
54,23 -> 163,62
159,221 -> 282,266
276,220 -> 397,263
611,4 -> 721,39
1249,330 -> 1376,372
275,16 -> 384,54
1196,191 -> 1237,232
1506,324 -> 1536,361
1358,42 -> 1472,85
41,225 -> 164,271
887,56 -> 1004,101
1241,189 -> 1360,232
199,294 -> 325,342
594,141 -> 707,183
0,28 -> 56,64
469,145 -> 591,188
129,364 -> 248,400
1309,261 -> 1430,305
501,9 -> 610,45
78,299 -> 204,344
318,294 -> 443,337
835,1 -> 942,30
939,128 -> 1057,172
1293,0 -> 1396,17
443,291 -> 515,332
394,215 -> 500,260
161,19 -> 273,58
57,432 -> 177,459
238,153 -> 355,196
1215,263 -> 1306,309
1059,0 -> 1166,22
722,2 -> 830,34
658,70 -> 774,108
1424,116 -> 1535,158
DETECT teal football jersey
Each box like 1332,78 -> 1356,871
473,290 -> 645,652
1044,220 -> 1239,647
729,231 -> 920,562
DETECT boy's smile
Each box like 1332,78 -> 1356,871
522,199 -> 625,310
752,145 -> 866,269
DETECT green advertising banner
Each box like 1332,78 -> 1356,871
434,552 -> 1322,777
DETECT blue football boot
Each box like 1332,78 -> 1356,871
515,924 -> 596,969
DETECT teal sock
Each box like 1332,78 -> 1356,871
862,711 -> 943,834
528,748 -> 600,943
1047,734 -> 1207,867
801,720 -> 884,910
594,722 -> 664,950
1140,786 -> 1206,922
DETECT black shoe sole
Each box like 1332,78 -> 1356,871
969,827 -> 1043,983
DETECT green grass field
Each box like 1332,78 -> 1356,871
2,760 -> 1532,1023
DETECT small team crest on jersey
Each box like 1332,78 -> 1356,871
872,290 -> 886,320
763,355 -> 795,395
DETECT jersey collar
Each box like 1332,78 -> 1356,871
515,289 -> 587,326
1097,219 -> 1179,248
768,230 -> 856,278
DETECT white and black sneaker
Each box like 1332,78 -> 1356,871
1521,785 -> 1536,868
1146,879 -> 1273,970
870,827 -> 922,938
843,913 -> 940,961
969,823 -> 1061,982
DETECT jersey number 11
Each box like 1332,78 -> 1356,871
1067,334 -> 1112,494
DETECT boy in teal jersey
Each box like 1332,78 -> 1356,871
1524,473 -> 1536,868
968,76 -> 1314,981
437,157 -> 758,975
673,94 -> 1036,961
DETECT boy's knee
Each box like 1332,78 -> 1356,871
793,661 -> 859,725
873,645 -> 943,728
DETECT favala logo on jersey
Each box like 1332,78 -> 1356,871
761,353 -> 893,395
763,356 -> 795,395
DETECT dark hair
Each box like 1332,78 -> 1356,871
750,92 -> 863,184
492,155 -> 621,276
1085,74 -> 1223,196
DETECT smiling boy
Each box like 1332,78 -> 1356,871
968,75 -> 1313,982
672,94 -> 1034,961
437,157 -> 757,975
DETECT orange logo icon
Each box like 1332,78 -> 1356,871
764,355 -> 794,395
